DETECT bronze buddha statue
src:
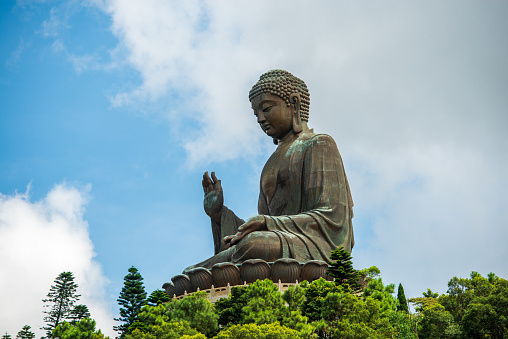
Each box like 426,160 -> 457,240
183,69 -> 354,274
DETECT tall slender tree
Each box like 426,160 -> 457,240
326,246 -> 361,291
42,271 -> 81,338
69,304 -> 91,324
397,283 -> 409,312
16,326 -> 34,339
114,266 -> 147,338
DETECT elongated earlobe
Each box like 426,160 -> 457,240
290,93 -> 302,134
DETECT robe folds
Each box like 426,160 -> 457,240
213,130 -> 354,263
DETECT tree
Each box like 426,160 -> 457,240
418,303 -> 461,338
42,271 -> 81,338
2,333 -> 12,339
214,286 -> 249,327
115,266 -> 147,338
165,291 -> 218,337
326,246 -> 360,291
52,318 -> 110,339
243,279 -> 287,325
215,323 -> 300,339
397,283 -> 409,312
146,289 -> 170,306
125,292 -> 217,338
362,272 -> 397,314
126,321 -> 205,339
16,326 -> 35,339
70,305 -> 91,324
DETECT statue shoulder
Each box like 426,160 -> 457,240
299,131 -> 338,148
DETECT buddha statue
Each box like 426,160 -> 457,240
183,70 -> 354,274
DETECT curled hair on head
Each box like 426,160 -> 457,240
249,69 -> 310,122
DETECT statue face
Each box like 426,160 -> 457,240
251,93 -> 293,140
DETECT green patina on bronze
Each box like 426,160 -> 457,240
184,70 -> 354,274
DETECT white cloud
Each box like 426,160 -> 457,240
94,0 -> 508,297
0,184 -> 115,338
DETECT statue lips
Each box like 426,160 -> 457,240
261,123 -> 272,133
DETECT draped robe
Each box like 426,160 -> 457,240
211,130 -> 354,264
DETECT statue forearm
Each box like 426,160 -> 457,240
212,206 -> 244,254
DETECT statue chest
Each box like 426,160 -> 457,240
261,142 -> 292,206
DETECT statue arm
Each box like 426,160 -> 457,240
212,206 -> 244,254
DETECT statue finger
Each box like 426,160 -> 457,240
211,171 -> 219,184
229,233 -> 245,246
224,234 -> 235,244
203,171 -> 212,185
203,172 -> 214,193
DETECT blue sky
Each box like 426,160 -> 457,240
1,0 -> 507,337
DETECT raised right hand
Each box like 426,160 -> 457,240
203,171 -> 223,224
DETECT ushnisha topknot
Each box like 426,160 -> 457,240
249,69 -> 310,122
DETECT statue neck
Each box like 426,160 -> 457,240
276,122 -> 309,145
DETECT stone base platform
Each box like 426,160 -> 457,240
162,258 -> 333,301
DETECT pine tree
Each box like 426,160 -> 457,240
1,332 -> 12,339
42,271 -> 81,338
16,325 -> 35,339
146,289 -> 170,306
397,283 -> 409,312
114,266 -> 147,338
327,246 -> 361,291
69,304 -> 91,324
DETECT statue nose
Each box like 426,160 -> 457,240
257,111 -> 266,123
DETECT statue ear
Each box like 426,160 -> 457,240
290,93 -> 302,134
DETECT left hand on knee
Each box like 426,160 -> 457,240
224,215 -> 267,245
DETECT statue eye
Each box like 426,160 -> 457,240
263,105 -> 274,113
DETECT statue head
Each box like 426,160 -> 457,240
249,70 -> 310,122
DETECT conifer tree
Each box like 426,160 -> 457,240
146,289 -> 170,306
1,332 -> 12,339
397,283 -> 409,312
69,304 -> 91,324
16,326 -> 34,339
42,271 -> 81,338
114,266 -> 147,338
327,246 -> 361,291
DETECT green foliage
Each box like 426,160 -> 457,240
388,311 -> 418,339
214,323 -> 300,339
461,277 -> 508,338
318,291 -> 396,338
2,332 -> 12,339
214,280 -> 312,337
147,290 -> 170,306
16,325 -> 35,339
327,246 -> 361,291
70,305 -> 91,324
396,283 -> 408,312
301,278 -> 341,322
131,291 -> 217,338
52,318 -> 110,339
42,271 -> 82,338
282,284 -> 305,313
410,271 -> 508,339
108,262 -> 507,339
361,273 -> 397,315
214,286 -> 249,327
166,292 -> 218,337
418,303 -> 461,338
422,288 -> 439,298
115,266 -> 147,338
125,321 -> 205,339
243,279 -> 287,325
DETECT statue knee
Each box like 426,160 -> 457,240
232,231 -> 281,262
